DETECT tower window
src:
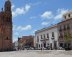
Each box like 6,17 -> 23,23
6,17 -> 10,22
6,6 -> 10,11
6,37 -> 9,40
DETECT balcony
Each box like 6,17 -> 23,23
51,37 -> 54,40
40,38 -> 49,41
59,35 -> 63,38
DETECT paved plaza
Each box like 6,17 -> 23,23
0,50 -> 72,57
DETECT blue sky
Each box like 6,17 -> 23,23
0,0 -> 72,42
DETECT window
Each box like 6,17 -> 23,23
63,25 -> 66,30
67,24 -> 70,30
37,36 -> 39,42
44,43 -> 46,48
59,33 -> 63,38
52,32 -> 54,37
39,44 -> 40,48
6,37 -> 9,40
36,43 -> 38,48
59,26 -> 62,32
68,14 -> 70,17
44,34 -> 45,39
41,44 -> 42,47
47,33 -> 49,39
41,35 -> 43,39
64,16 -> 66,19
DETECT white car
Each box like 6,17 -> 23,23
58,47 -> 64,50
30,47 -> 34,50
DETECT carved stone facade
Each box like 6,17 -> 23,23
18,36 -> 34,50
0,0 -> 12,51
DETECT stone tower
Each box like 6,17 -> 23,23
0,0 -> 12,51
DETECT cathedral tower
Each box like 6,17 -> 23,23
0,0 -> 12,51
4,0 -> 12,51
5,0 -> 11,13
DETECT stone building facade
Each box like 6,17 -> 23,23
58,11 -> 72,49
18,35 -> 34,50
0,0 -> 12,51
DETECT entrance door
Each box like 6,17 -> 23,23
54,41 -> 57,49
44,43 -> 46,48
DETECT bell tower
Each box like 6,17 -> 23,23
4,0 -> 12,23
4,0 -> 11,13
3,0 -> 13,51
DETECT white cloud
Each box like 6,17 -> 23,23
32,30 -> 37,33
14,32 -> 19,36
25,4 -> 31,11
54,9 -> 68,20
41,11 -> 53,19
13,25 -> 17,31
16,25 -> 32,31
11,5 -> 15,9
41,22 -> 49,26
12,4 -> 31,17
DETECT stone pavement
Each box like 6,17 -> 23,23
0,50 -> 72,57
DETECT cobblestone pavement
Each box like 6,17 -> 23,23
0,50 -> 72,57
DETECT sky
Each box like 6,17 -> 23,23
0,0 -> 72,42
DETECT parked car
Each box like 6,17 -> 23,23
58,47 -> 64,50
24,46 -> 30,50
42,47 -> 47,50
30,47 -> 34,50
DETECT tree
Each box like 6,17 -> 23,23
64,32 -> 71,43
64,32 -> 72,50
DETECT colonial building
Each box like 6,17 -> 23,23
0,0 -> 12,51
18,35 -> 34,50
34,25 -> 59,50
58,10 -> 72,49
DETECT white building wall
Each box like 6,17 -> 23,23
34,27 -> 59,49
63,10 -> 72,20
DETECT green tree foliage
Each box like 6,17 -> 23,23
64,32 -> 71,43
